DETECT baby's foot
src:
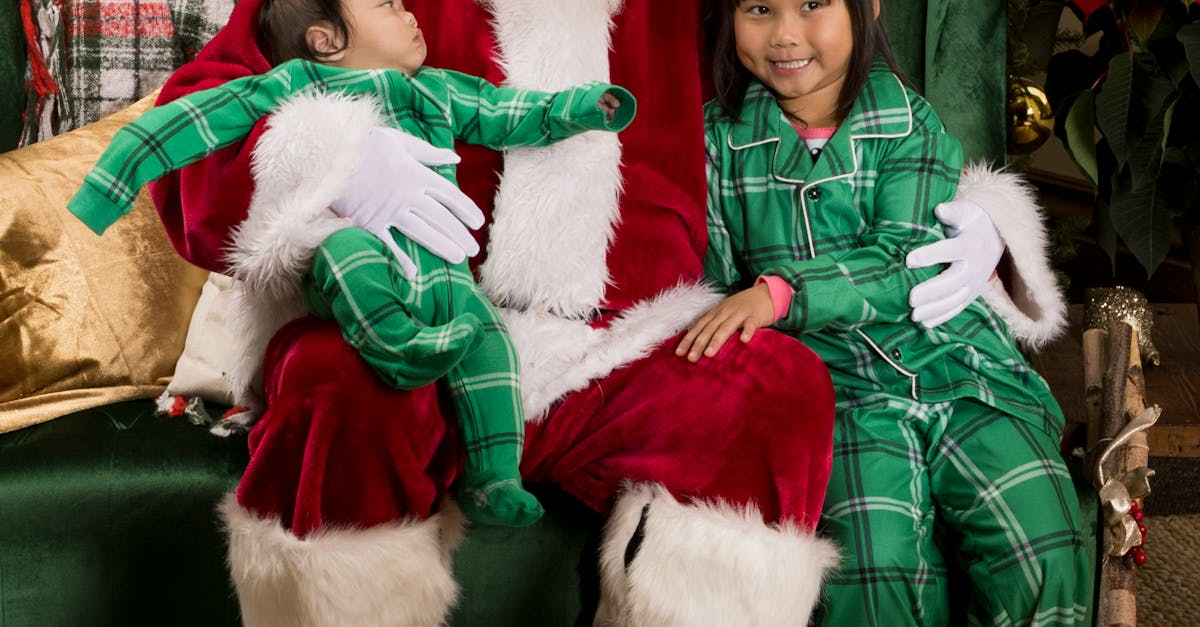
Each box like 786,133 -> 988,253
459,478 -> 544,527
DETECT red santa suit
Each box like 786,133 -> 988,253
149,0 -> 1066,624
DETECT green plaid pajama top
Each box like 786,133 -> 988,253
69,58 -> 636,522
705,65 -> 1089,625
69,58 -> 635,233
703,63 -> 1062,435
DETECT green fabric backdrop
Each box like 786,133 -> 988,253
882,0 -> 1007,164
1,0 -> 26,152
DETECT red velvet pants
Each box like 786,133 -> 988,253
237,317 -> 835,537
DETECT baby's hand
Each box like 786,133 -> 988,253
598,92 -> 621,122
675,284 -> 775,362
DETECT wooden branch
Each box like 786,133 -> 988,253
1083,327 -> 1108,459
1096,320 -> 1150,627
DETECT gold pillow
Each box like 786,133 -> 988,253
0,92 -> 208,433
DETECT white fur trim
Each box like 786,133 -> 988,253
224,91 -> 378,299
477,0 -> 625,317
222,280 -> 309,418
218,93 -> 386,418
219,494 -> 464,627
595,483 -> 839,627
502,283 -> 722,420
957,163 -> 1067,350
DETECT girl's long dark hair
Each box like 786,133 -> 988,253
707,0 -> 909,123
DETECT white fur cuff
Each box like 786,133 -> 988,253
595,483 -> 840,626
957,163 -> 1068,350
220,494 -> 463,627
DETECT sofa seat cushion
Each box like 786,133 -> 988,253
0,400 -> 606,626
0,400 -> 246,625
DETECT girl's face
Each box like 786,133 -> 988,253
322,0 -> 427,75
733,0 -> 863,127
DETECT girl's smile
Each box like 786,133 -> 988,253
771,58 -> 813,70
734,0 -> 866,127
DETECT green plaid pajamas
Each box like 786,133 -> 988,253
70,58 -> 634,233
818,393 -> 1090,626
302,228 -> 525,495
70,57 -> 635,524
703,63 -> 1090,624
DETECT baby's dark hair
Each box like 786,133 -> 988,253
257,0 -> 351,64
707,0 -> 909,122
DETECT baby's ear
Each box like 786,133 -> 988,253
305,22 -> 346,59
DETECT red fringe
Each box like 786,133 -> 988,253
20,0 -> 60,100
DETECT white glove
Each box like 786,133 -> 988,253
331,127 -> 485,279
905,199 -> 1005,328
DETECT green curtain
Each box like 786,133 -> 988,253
882,0 -> 1007,164
0,0 -> 26,152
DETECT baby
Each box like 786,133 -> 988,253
68,0 -> 635,527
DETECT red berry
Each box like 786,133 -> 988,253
1130,501 -> 1141,514
1138,523 -> 1148,538
1130,547 -> 1148,566
1133,509 -> 1145,522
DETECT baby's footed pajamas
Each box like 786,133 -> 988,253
303,226 -> 539,526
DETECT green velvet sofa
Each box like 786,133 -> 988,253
0,1 -> 1009,624
0,405 -> 605,625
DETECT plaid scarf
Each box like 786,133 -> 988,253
19,0 -> 234,146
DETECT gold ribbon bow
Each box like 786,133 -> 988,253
1094,406 -> 1160,558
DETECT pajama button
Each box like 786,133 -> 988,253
806,188 -> 821,200
890,348 -> 903,360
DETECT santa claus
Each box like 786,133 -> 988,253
149,0 -> 1064,624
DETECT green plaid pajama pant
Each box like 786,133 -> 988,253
816,393 -> 1092,626
302,227 -> 524,486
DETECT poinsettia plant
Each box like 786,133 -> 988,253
1046,0 -> 1200,277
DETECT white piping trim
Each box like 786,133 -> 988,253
855,328 -> 920,399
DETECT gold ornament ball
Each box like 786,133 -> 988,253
1006,75 -> 1055,154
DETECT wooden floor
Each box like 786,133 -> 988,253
1029,303 -> 1200,457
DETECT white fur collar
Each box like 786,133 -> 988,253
477,0 -> 626,318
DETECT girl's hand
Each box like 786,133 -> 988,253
598,92 -> 621,122
676,284 -> 775,362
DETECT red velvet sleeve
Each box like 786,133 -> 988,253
145,0 -> 276,273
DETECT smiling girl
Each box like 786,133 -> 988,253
682,0 -> 1093,624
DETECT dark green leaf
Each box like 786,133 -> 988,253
1109,161 -> 1178,276
1024,1 -> 1070,71
1097,54 -> 1134,165
1095,52 -> 1178,168
1125,95 -> 1171,190
1181,22 -> 1200,84
1053,90 -> 1081,142
1144,1 -> 1194,84
1062,91 -> 1100,185
1129,0 -> 1167,45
